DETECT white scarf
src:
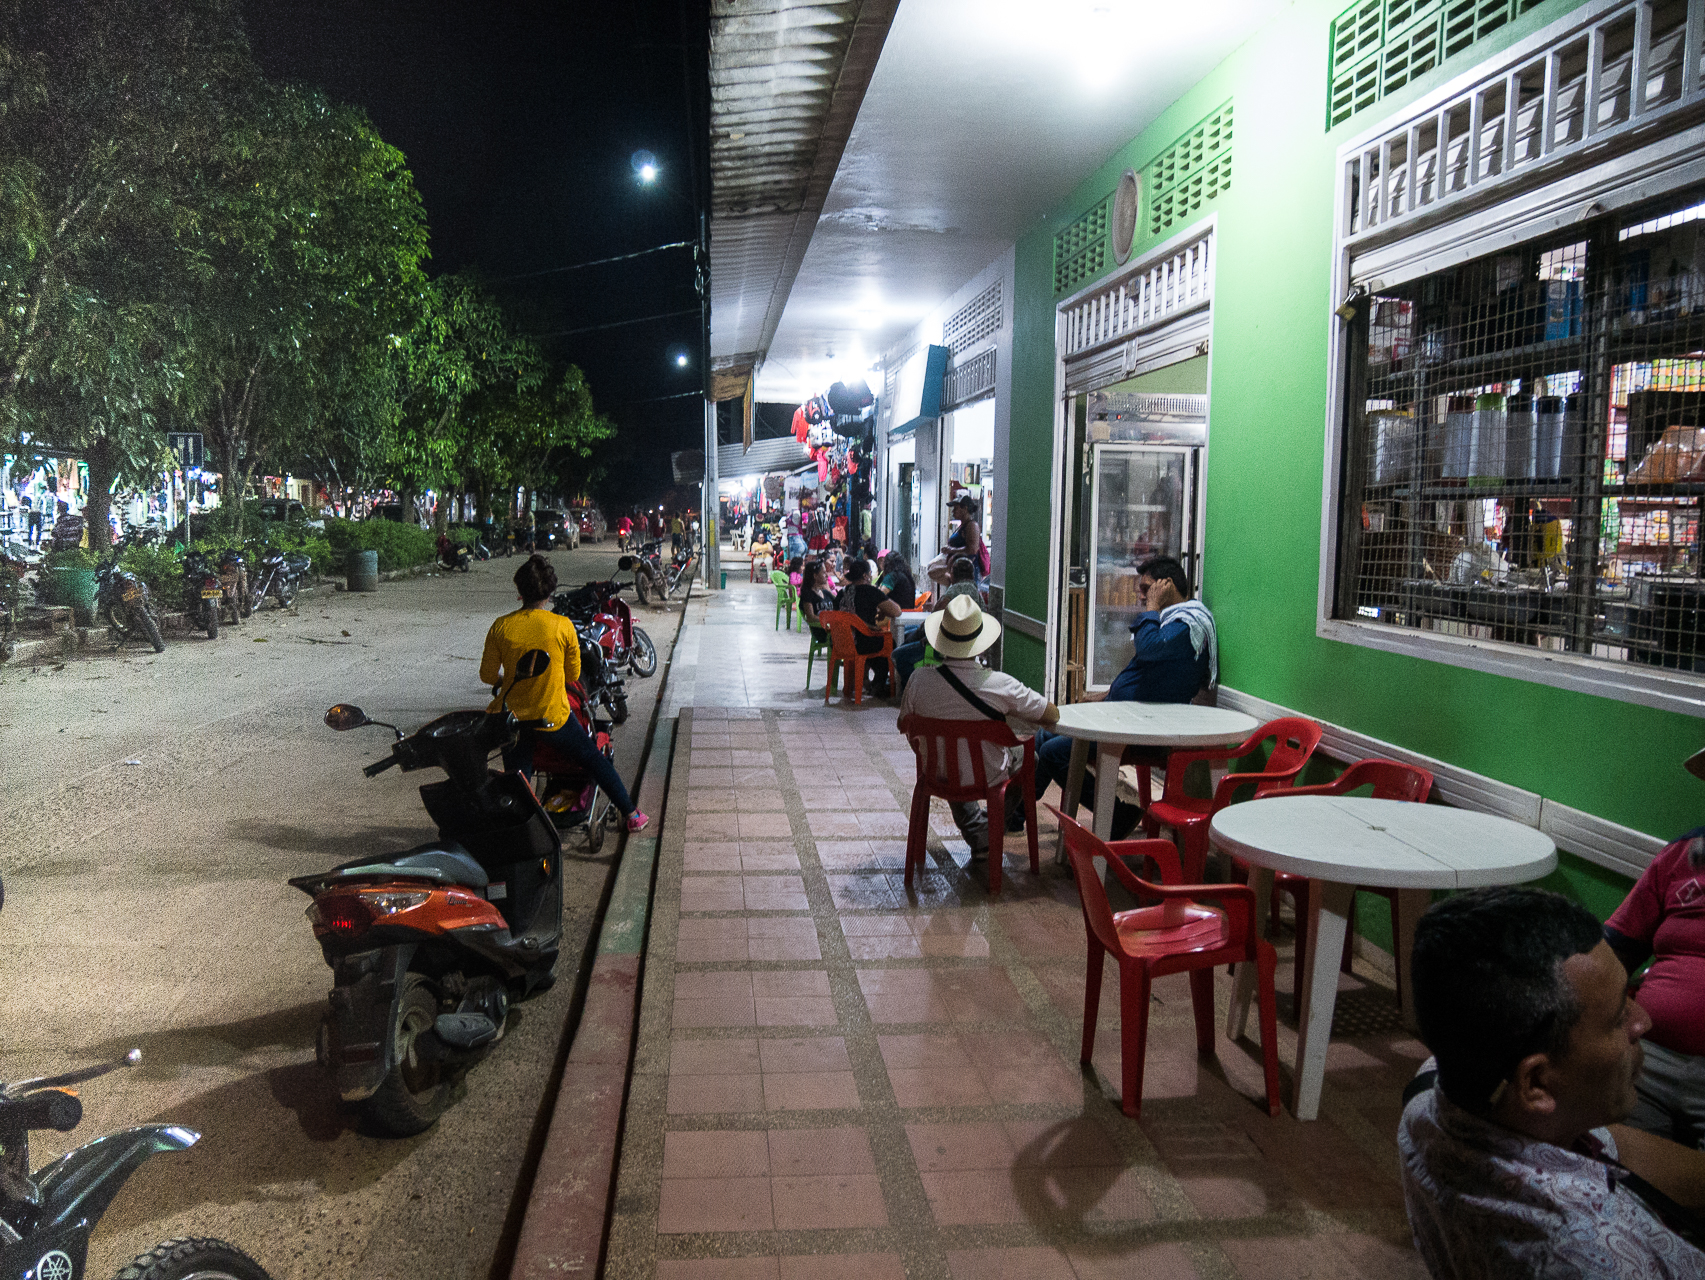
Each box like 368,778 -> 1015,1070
1160,599 -> 1218,687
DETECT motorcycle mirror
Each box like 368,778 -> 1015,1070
1687,748 -> 1705,781
325,704 -> 370,731
124,1048 -> 142,1067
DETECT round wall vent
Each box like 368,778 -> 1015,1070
1110,169 -> 1141,266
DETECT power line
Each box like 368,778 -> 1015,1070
526,307 -> 699,338
492,240 -> 694,282
610,389 -> 704,406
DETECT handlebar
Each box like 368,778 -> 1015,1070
0,1089 -> 82,1134
363,756 -> 400,777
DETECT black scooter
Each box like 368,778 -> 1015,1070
288,653 -> 563,1135
0,875 -> 274,1280
248,548 -> 310,612
180,550 -> 223,640
93,557 -> 164,653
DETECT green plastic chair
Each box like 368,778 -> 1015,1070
770,570 -> 797,631
805,626 -> 832,691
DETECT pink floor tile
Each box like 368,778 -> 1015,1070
770,1174 -> 888,1229
684,846 -> 745,872
738,813 -> 794,838
1067,1243 -> 1203,1280
658,1259 -> 780,1280
657,1175 -> 775,1233
763,1071 -> 860,1110
1218,1238 -> 1364,1280
799,789 -> 854,810
918,1168 -> 1025,1225
741,850 -> 802,872
662,1129 -> 769,1178
747,936 -> 822,961
1003,1119 -> 1124,1168
688,814 -> 742,839
815,840 -> 877,868
841,916 -> 915,937
847,936 -> 926,960
907,1121 -> 1015,1171
679,878 -> 747,912
751,970 -> 829,997
746,918 -> 820,939
878,1034 -> 973,1068
737,791 -> 787,811
677,936 -> 755,962
666,1073 -> 765,1115
686,791 -> 740,812
670,1037 -> 761,1075
754,997 -> 838,1027
759,1037 -> 851,1073
675,971 -> 753,999
886,1069 -> 990,1107
946,1247 -> 1076,1280
677,917 -> 748,938
807,812 -> 862,837
766,1127 -> 876,1175
777,1253 -> 904,1280
672,996 -> 757,1028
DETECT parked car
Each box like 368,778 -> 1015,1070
258,497 -> 324,530
534,510 -> 576,550
577,510 -> 605,543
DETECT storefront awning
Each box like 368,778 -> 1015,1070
717,436 -> 809,480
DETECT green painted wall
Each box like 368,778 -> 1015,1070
1001,0 -> 1705,916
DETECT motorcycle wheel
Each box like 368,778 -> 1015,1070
609,691 -> 629,725
586,786 -> 612,855
276,578 -> 295,607
634,571 -> 652,606
112,1236 -> 272,1280
629,627 -> 658,678
361,973 -> 453,1136
204,603 -> 218,641
139,608 -> 166,653
237,571 -> 252,619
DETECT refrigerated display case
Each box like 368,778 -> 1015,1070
1086,444 -> 1197,688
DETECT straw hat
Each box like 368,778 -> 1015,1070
923,594 -> 1001,659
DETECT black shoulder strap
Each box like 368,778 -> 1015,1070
937,663 -> 1006,721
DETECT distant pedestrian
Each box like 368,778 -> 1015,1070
670,512 -> 685,555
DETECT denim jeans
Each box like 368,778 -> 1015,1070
504,717 -> 634,816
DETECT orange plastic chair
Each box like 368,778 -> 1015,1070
1055,809 -> 1282,1119
899,713 -> 1039,893
1261,759 -> 1433,992
820,609 -> 895,705
913,590 -> 932,609
1140,717 -> 1324,882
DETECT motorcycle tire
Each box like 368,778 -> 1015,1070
139,608 -> 165,653
609,692 -> 629,725
276,579 -> 295,608
112,1236 -> 273,1280
204,604 -> 218,641
629,627 -> 658,678
237,572 -> 252,619
361,973 -> 453,1137
586,786 -> 612,856
634,572 -> 652,606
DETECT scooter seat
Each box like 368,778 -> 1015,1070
325,841 -> 489,889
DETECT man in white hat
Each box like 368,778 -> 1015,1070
897,595 -> 1059,859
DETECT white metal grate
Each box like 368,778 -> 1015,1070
943,280 -> 1004,355
1062,230 -> 1215,359
1144,101 -> 1234,237
1054,196 -> 1112,295
1342,0 -> 1703,245
943,348 -> 997,410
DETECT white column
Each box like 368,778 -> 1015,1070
702,396 -> 721,589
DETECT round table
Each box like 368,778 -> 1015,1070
1050,702 -> 1258,862
1211,795 -> 1557,1120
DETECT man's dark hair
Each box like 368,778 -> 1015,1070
1137,556 -> 1190,598
1412,887 -> 1604,1109
845,558 -> 871,583
950,555 -> 977,583
513,554 -> 558,603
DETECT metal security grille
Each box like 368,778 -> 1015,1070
1062,230 -> 1214,359
1334,184 -> 1705,674
944,280 -> 1003,355
1054,197 -> 1112,295
1328,0 -> 1554,128
943,348 -> 997,411
1143,101 -> 1234,238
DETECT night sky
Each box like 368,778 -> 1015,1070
241,0 -> 711,495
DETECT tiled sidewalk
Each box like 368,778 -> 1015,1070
604,571 -> 1431,1280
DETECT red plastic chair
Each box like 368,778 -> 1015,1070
820,609 -> 895,705
1261,759 -> 1433,993
1055,808 -> 1282,1119
899,713 -> 1039,893
1140,717 -> 1324,882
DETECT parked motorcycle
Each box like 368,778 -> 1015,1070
549,595 -> 630,724
216,549 -> 250,623
94,557 -> 165,653
292,664 -> 565,1135
179,549 -> 224,640
435,536 -> 471,573
556,578 -> 657,688
248,547 -> 310,612
531,675 -> 620,854
625,543 -> 668,605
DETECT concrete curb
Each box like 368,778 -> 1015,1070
505,586 -> 691,1280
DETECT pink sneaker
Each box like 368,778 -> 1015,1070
626,810 -> 651,833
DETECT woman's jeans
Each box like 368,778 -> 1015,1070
505,716 -> 635,815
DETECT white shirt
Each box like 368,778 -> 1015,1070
899,659 -> 1050,787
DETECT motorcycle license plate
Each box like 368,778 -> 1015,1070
202,588 -> 223,598
121,587 -> 140,602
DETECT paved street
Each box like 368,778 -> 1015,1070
0,542 -> 683,1280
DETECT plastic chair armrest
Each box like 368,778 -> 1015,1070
1106,837 -> 1183,885
1209,768 -> 1302,812
1158,742 -> 1243,805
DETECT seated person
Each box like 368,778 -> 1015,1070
898,596 -> 1058,860
1401,886 -> 1705,1277
798,559 -> 831,644
1606,811 -> 1705,1149
786,555 -> 804,588
893,556 -> 983,693
879,551 -> 916,609
1032,555 -> 1217,805
749,528 -> 774,569
836,558 -> 901,694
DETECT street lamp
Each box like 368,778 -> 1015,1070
675,352 -> 689,368
631,150 -> 658,185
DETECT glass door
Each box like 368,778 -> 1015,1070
1086,444 -> 1195,689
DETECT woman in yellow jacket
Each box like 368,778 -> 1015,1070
481,555 -> 649,832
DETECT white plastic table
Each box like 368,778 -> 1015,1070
1212,795 -> 1557,1120
1053,702 -> 1258,862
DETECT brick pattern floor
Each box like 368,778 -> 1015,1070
604,576 -> 1433,1279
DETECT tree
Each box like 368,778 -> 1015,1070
462,361 -> 615,528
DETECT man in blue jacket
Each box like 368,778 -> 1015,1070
1028,555 -> 1218,818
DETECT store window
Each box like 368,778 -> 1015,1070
1333,186 -> 1705,674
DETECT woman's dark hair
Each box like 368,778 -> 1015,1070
1137,555 -> 1190,599
786,556 -> 803,576
845,558 -> 871,583
884,551 -> 912,578
1411,887 -> 1604,1110
950,555 -> 977,583
513,554 -> 558,603
802,559 -> 825,589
